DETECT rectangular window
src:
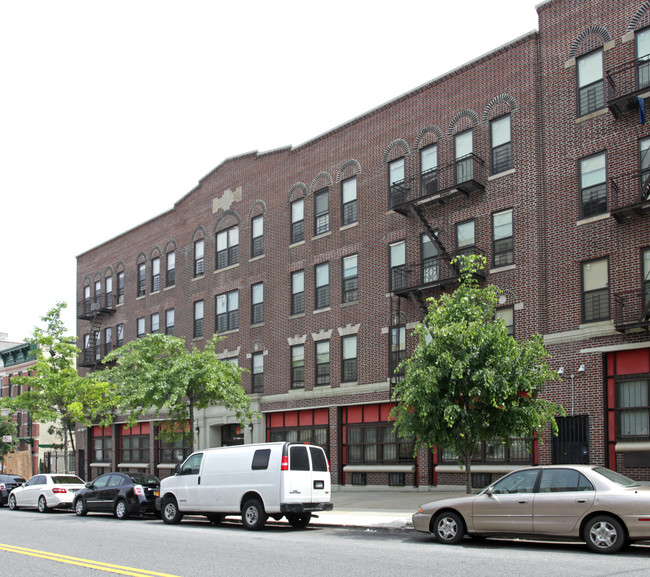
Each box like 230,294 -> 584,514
346,424 -> 414,464
491,115 -> 512,174
291,198 -> 304,244
342,335 -> 358,382
151,312 -> 160,334
116,323 -> 124,347
251,215 -> 264,258
252,352 -> 264,393
495,306 -> 514,336
315,340 -> 330,386
137,263 -> 146,297
251,282 -> 264,325
390,325 -> 406,379
216,226 -> 239,269
637,28 -> 650,89
644,249 -> 650,315
577,49 -> 604,116
105,276 -> 113,308
422,234 -> 439,283
582,258 -> 610,322
455,130 -> 474,183
194,239 -> 205,277
165,309 -> 175,336
420,144 -> 438,196
617,379 -> 650,439
456,219 -> 476,257
291,270 -> 305,315
137,317 -> 145,338
315,262 -> 330,309
342,177 -> 358,226
493,209 -> 514,267
390,241 -> 406,291
193,300 -> 204,338
151,257 -> 160,292
314,189 -> 330,236
342,254 -> 358,303
104,326 -> 112,356
291,345 -> 305,389
120,433 -> 150,463
580,152 -> 607,218
216,290 -> 239,332
640,137 -> 650,194
388,158 -> 406,207
117,271 -> 125,304
166,251 -> 175,287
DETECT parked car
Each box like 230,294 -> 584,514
8,473 -> 85,512
412,465 -> 650,554
0,474 -> 26,506
73,472 -> 160,519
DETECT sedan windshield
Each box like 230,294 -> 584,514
51,476 -> 84,484
593,467 -> 639,487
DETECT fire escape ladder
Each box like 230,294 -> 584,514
409,204 -> 452,261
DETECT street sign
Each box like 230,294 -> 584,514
2,436 -> 12,443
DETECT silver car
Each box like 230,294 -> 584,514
412,465 -> 650,553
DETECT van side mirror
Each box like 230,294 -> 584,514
174,463 -> 181,475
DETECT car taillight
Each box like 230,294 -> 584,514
52,488 -> 67,494
281,456 -> 289,471
134,485 -> 144,496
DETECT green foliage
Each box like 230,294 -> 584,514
390,255 -> 564,492
0,414 -> 18,457
102,333 -> 253,451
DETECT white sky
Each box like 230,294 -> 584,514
0,0 -> 541,342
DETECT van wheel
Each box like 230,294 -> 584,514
287,513 -> 312,529
242,498 -> 267,530
161,497 -> 183,525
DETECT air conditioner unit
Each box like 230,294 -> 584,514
90,303 -> 100,312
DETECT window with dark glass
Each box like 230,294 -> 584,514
495,306 -> 514,336
637,28 -> 650,90
390,241 -> 406,291
316,340 -> 330,386
291,198 -> 304,244
291,270 -> 305,315
455,130 -> 473,184
388,158 -> 406,207
577,49 -> 604,116
580,152 -> 607,219
194,239 -> 204,277
251,282 -> 263,325
640,138 -> 650,196
342,335 -> 358,382
616,378 -> 650,440
151,257 -> 160,292
251,215 -> 264,258
346,424 -> 414,464
342,177 -> 357,226
268,426 -> 330,458
137,317 -> 145,338
315,262 -> 330,309
342,254 -> 358,303
644,249 -> 650,315
217,226 -> 239,269
491,115 -> 512,174
137,263 -> 146,297
166,250 -> 176,287
456,219 -> 475,257
104,326 -> 112,356
193,300 -> 204,338
422,234 -> 439,283
582,258 -> 609,322
165,309 -> 174,335
116,323 -> 124,347
252,352 -> 264,393
291,345 -> 305,389
493,209 -> 514,267
105,276 -> 113,308
117,271 -> 125,304
151,312 -> 160,334
390,325 -> 406,379
314,189 -> 329,236
121,434 -> 150,463
216,290 -> 239,332
420,144 -> 438,196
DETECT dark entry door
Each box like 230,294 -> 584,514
552,415 -> 589,464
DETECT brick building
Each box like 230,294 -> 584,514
76,0 -> 650,488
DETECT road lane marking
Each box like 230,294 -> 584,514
0,543 -> 181,577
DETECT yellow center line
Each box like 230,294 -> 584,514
0,543 -> 182,577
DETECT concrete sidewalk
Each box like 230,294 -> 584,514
312,488 -> 468,531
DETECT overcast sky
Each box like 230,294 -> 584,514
0,0 -> 541,343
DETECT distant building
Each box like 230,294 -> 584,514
76,0 -> 650,489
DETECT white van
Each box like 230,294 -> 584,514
157,442 -> 333,530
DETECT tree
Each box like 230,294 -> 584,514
0,302 -> 117,472
0,415 -> 18,472
390,255 -> 564,493
102,333 -> 253,453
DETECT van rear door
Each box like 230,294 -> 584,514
283,444 -> 330,505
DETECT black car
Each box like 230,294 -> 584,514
73,472 -> 160,519
0,474 -> 26,506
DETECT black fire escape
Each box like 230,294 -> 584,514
77,293 -> 116,368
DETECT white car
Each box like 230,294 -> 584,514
9,474 -> 85,513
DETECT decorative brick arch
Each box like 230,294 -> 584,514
247,200 -> 267,220
414,126 -> 443,150
103,265 -> 114,279
191,225 -> 206,242
627,1 -> 650,33
310,171 -> 334,194
135,251 -> 147,266
288,182 -> 307,203
447,109 -> 480,136
214,210 -> 241,233
149,245 -> 162,260
336,159 -> 362,182
569,26 -> 612,59
382,138 -> 411,164
164,239 -> 177,253
251,339 -> 266,353
483,94 -> 518,121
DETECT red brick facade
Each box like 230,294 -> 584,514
76,0 -> 650,487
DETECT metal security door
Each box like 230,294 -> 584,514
551,415 -> 590,464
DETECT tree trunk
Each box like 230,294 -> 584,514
189,398 -> 196,454
463,452 -> 472,494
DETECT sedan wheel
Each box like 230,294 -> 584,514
115,499 -> 129,520
38,495 -> 49,513
8,494 -> 18,510
584,516 -> 626,554
432,511 -> 465,544
74,498 -> 87,516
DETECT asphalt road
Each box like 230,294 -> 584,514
1,507 -> 650,577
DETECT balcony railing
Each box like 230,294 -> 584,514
391,248 -> 485,297
78,341 -> 115,368
614,288 -> 650,333
609,170 -> 650,222
77,294 -> 116,319
606,58 -> 650,118
389,153 -> 486,214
